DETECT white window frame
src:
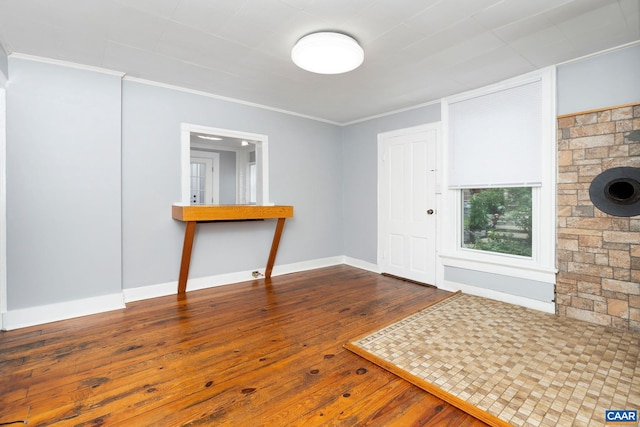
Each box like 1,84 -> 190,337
440,67 -> 557,283
234,147 -> 252,204
248,161 -> 257,204
180,123 -> 270,206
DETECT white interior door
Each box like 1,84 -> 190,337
190,153 -> 220,204
378,124 -> 439,285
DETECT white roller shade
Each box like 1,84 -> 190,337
448,80 -> 542,188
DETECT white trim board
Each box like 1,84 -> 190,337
8,42 -> 637,128
2,257 -> 347,330
343,256 -> 379,273
124,76 -> 340,126
0,87 -> 6,331
2,293 -> 126,331
1,256 -> 556,330
124,256 -> 346,303
9,52 -> 125,77
556,40 -> 640,66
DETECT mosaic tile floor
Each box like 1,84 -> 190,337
346,293 -> 640,427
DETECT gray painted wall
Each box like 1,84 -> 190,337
4,42 -> 639,315
557,43 -> 640,115
216,149 -> 236,204
0,43 -> 7,82
6,58 -> 122,309
4,58 -> 342,312
445,267 -> 554,302
121,80 -> 343,289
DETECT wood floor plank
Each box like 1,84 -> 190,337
0,265 -> 488,426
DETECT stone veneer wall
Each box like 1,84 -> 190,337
556,103 -> 640,332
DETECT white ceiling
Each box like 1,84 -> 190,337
0,0 -> 638,124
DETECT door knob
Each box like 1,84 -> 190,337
427,209 -> 434,215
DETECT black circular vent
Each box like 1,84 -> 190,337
589,167 -> 640,217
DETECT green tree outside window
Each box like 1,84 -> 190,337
462,187 -> 532,257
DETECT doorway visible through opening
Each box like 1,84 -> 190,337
180,124 -> 269,206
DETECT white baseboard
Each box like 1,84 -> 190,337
123,256 -> 346,303
2,293 -> 126,331
2,257 -> 353,330
343,256 -> 380,273
270,256 -> 345,277
123,280 -> 179,303
1,258 -> 558,330
440,279 -> 556,313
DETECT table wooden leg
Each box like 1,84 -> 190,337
265,218 -> 286,278
178,221 -> 197,294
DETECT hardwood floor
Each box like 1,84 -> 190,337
0,265 -> 488,426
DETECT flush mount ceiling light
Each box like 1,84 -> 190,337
197,135 -> 222,141
291,32 -> 364,74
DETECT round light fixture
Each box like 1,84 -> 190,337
291,32 -> 364,74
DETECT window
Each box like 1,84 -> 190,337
440,67 -> 556,282
447,76 -> 542,261
462,187 -> 532,257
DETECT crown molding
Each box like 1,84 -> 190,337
9,52 -> 125,77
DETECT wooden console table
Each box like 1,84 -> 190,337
172,204 -> 294,294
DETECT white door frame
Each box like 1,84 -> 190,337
191,151 -> 220,204
0,86 -> 6,330
377,122 -> 442,286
